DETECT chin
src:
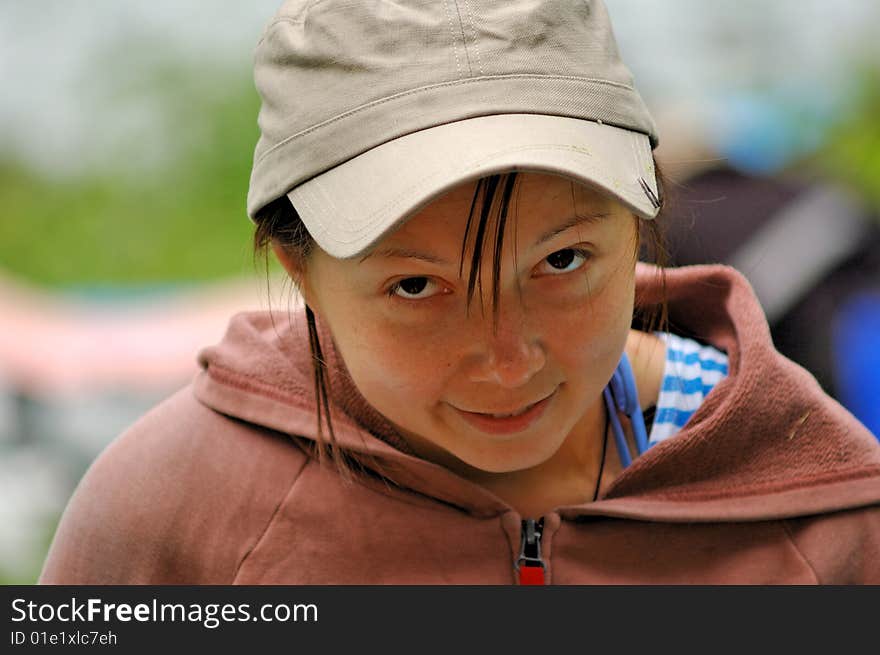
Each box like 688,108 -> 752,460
454,435 -> 562,474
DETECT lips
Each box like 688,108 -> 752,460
468,399 -> 543,418
485,404 -> 538,419
452,388 -> 557,435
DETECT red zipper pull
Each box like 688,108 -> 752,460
515,518 -> 546,585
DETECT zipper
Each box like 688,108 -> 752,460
515,517 -> 546,585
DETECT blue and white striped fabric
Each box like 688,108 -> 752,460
648,332 -> 730,445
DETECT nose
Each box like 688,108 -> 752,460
467,303 -> 546,388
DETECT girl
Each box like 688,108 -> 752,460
40,0 -> 880,584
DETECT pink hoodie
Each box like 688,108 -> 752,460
39,264 -> 880,584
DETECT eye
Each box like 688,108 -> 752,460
387,276 -> 441,300
536,248 -> 590,276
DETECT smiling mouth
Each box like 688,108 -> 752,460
451,388 -> 558,435
459,389 -> 556,418
462,399 -> 543,419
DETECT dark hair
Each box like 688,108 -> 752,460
253,166 -> 670,475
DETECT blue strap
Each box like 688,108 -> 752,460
603,352 -> 650,469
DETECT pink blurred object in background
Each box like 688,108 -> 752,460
0,273 -> 276,395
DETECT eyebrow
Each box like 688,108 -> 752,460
359,212 -> 609,264
533,212 -> 609,247
359,247 -> 451,265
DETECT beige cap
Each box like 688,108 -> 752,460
249,0 -> 660,259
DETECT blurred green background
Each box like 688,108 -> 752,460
0,61 -> 264,287
820,68 -> 880,211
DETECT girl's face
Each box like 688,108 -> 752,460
292,172 -> 638,476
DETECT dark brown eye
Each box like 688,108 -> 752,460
399,277 -> 428,295
536,248 -> 590,276
547,249 -> 576,270
388,276 -> 441,300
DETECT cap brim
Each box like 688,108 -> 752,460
287,113 -> 659,259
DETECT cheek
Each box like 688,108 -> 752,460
548,263 -> 635,380
329,318 -> 454,412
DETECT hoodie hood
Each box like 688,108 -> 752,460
194,263 -> 880,523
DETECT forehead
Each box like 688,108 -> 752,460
386,171 -> 616,245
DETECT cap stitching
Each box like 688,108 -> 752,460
293,182 -> 331,239
629,135 -> 642,188
256,17 -> 304,49
315,174 -> 356,231
443,0 -> 464,80
461,0 -> 485,77
450,1 -> 473,76
255,74 -> 637,165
